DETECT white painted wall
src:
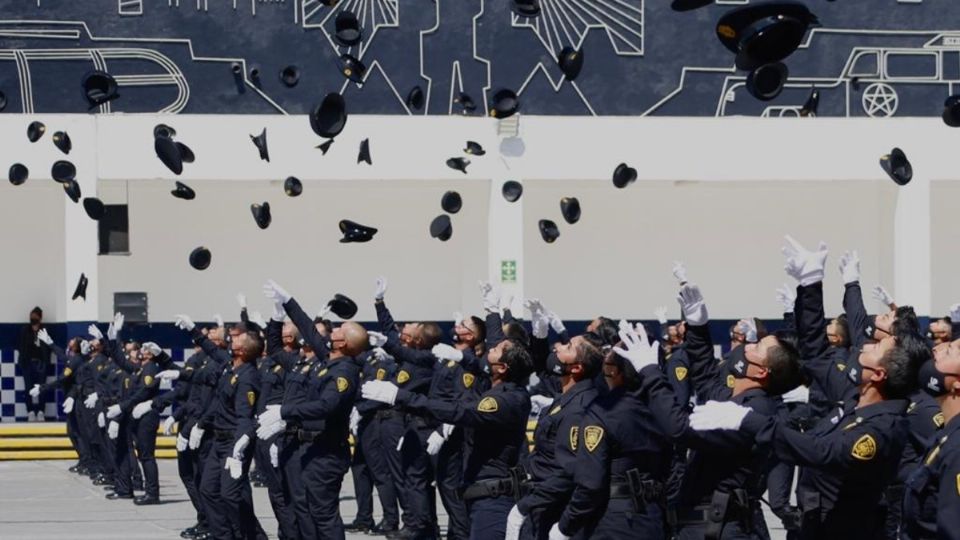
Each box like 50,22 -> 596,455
0,114 -> 954,323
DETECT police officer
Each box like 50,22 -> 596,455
689,237 -> 926,540
362,282 -> 533,540
28,330 -> 87,469
505,328 -> 603,540
259,279 -> 368,540
160,315 -> 267,540
901,342 -> 960,539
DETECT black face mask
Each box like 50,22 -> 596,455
30,318 -> 40,325
726,347 -> 749,379
918,360 -> 956,397
547,352 -> 575,376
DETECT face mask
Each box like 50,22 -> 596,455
918,360 -> 955,397
726,347 -> 749,379
30,318 -> 40,325
547,352 -> 574,376
847,364 -> 860,385
450,329 -> 460,343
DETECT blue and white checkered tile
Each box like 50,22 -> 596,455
0,348 -> 194,423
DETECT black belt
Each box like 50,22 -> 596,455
297,429 -> 324,442
609,479 -> 664,502
213,430 -> 234,441
461,467 -> 528,502
374,409 -> 396,420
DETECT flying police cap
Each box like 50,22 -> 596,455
250,202 -> 272,230
9,163 -> 28,186
284,176 -> 303,197
539,219 -> 560,243
557,46 -> 584,81
327,294 -> 358,319
441,191 -> 463,214
171,181 -> 196,200
502,180 -> 523,202
310,93 -> 348,139
334,10 -> 363,46
560,197 -> 581,224
339,219 -> 378,243
189,246 -> 212,270
83,197 -> 105,220
612,163 -> 637,188
53,131 -> 72,155
879,148 -> 912,186
430,214 -> 453,242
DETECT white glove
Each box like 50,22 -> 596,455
781,385 -> 810,404
157,369 -> 181,381
112,312 -> 125,337
368,331 -> 388,348
432,344 -> 464,363
162,416 -> 176,435
548,523 -> 571,540
426,431 -> 445,456
524,299 -> 549,339
506,505 -> 526,540
36,329 -> 53,346
106,404 -> 122,419
29,384 -> 41,398
372,347 -> 394,362
87,324 -> 104,341
213,314 -> 224,328
106,322 -> 117,341
782,235 -> 829,286
872,285 -> 894,307
189,426 -> 205,449
396,436 -> 405,452
441,423 -> 455,439
838,250 -> 861,285
548,312 -> 566,335
361,380 -> 399,405
225,456 -> 243,480
174,314 -> 195,331
672,261 -> 688,284
688,400 -> 752,431
613,320 -> 659,373
501,294 -> 514,313
950,303 -> 960,323
237,293 -> 247,309
654,306 -> 668,325
97,411 -> 106,428
176,433 -> 188,452
269,443 -> 279,468
479,281 -> 499,313
737,319 -> 758,343
63,396 -> 75,414
530,395 -> 554,415
263,279 -> 292,305
142,342 -> 162,356
249,311 -> 267,329
85,392 -> 99,409
271,301 -> 286,323
107,420 -> 119,439
775,284 -> 796,314
349,407 -> 360,436
677,284 -> 709,326
132,401 -> 153,419
80,340 -> 91,356
232,434 -> 250,460
256,404 -> 286,440
375,276 -> 388,300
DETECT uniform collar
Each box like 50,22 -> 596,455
732,387 -> 767,404
854,398 -> 908,419
941,412 -> 960,438
556,378 -> 594,405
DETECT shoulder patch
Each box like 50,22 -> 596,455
337,377 -> 349,393
273,365 -> 282,373
675,366 -> 688,381
230,374 -> 238,386
934,412 -> 945,429
462,373 -> 475,389
584,425 -> 604,452
477,397 -> 499,413
144,375 -> 154,386
726,374 -> 735,388
851,434 -> 877,461
246,391 -> 256,407
376,368 -> 387,381
63,367 -> 72,377
397,370 -> 410,384
569,426 -> 579,451
317,368 -> 329,378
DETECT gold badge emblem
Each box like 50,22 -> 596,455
462,373 -> 475,389
675,367 -> 688,382
230,374 -> 238,386
447,360 -> 456,368
301,365 -> 310,374
584,425 -> 604,452
726,374 -> 735,388
246,391 -> 256,406
144,375 -> 154,386
273,365 -> 282,373
64,367 -> 73,377
569,426 -> 579,451
337,377 -> 349,393
934,412 -> 945,428
317,368 -> 328,378
956,473 -> 960,496
397,370 -> 410,384
836,363 -> 846,372
549,405 -> 562,415
478,397 -> 499,413
376,368 -> 386,381
851,434 -> 877,461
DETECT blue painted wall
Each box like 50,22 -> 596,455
0,0 -> 958,116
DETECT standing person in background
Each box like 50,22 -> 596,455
18,306 -> 51,421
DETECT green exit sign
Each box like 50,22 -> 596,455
501,260 -> 517,283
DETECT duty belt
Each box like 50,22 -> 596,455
374,409 -> 396,420
678,489 -> 755,540
461,467 -> 528,502
213,430 -> 234,441
297,429 -> 325,442
608,469 -> 664,513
